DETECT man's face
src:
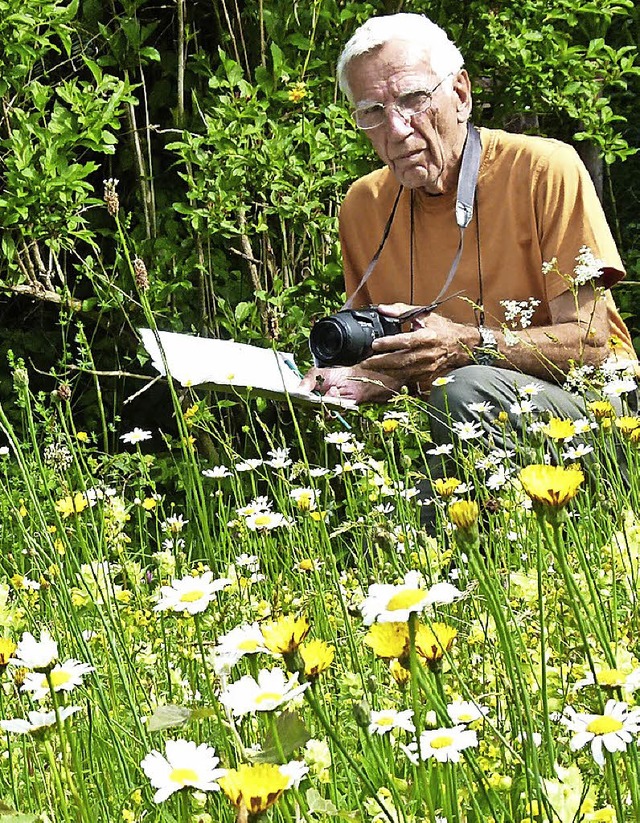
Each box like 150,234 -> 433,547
346,40 -> 472,195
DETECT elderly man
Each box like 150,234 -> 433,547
301,12 -> 636,441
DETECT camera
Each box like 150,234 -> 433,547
309,307 -> 402,368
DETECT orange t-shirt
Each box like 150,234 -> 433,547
339,127 -> 635,359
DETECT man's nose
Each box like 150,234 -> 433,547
385,106 -> 414,137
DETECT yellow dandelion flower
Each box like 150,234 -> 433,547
629,427 -> 640,445
76,431 -> 89,443
299,639 -> 335,679
141,497 -> 157,510
0,637 -> 17,669
519,464 -> 584,509
497,410 -> 509,426
364,623 -> 410,661
381,418 -> 400,434
415,622 -> 457,668
587,400 -> 615,420
614,416 -> 640,437
389,659 -> 411,685
297,558 -> 315,572
55,492 -> 88,518
434,477 -> 461,499
261,614 -> 310,655
219,763 -> 289,815
542,417 -> 576,440
448,500 -> 479,530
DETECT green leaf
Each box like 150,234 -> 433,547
305,788 -> 338,816
147,704 -> 192,731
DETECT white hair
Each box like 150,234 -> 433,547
337,13 -> 464,102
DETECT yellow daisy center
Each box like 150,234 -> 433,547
255,691 -> 283,705
586,716 -> 624,735
430,735 -> 454,749
386,589 -> 425,611
238,639 -> 260,651
377,715 -> 394,726
597,668 -> 626,687
49,670 -> 72,688
170,767 -> 199,785
180,589 -> 204,603
254,514 -> 272,527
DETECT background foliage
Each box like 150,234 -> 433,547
0,0 -> 639,441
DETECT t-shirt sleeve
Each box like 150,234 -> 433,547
534,143 -> 625,302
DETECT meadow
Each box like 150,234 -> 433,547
0,331 -> 639,823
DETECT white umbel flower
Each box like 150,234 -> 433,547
141,739 -> 226,803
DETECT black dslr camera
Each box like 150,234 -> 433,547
309,307 -> 402,368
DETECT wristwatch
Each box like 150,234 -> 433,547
473,325 -> 500,366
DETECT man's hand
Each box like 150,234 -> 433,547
360,303 -> 476,387
298,364 -> 404,404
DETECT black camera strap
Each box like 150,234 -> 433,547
344,121 -> 482,312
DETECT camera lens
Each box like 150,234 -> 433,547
309,318 -> 346,362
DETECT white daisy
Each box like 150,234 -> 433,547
452,421 -> 483,441
10,630 -> 58,671
360,571 -> 430,626
519,382 -> 544,397
602,378 -> 637,398
447,699 -> 489,725
324,432 -> 354,446
210,623 -> 269,672
161,514 -> 189,534
141,739 -> 225,803
368,709 -> 415,736
562,444 -> 594,461
561,699 -> 640,766
235,458 -> 263,472
510,400 -> 536,416
266,448 -> 292,469
427,443 -> 455,456
21,659 -> 94,701
244,511 -> 292,531
153,571 -> 232,615
120,428 -> 152,444
426,581 -> 464,605
467,401 -> 494,414
417,725 -> 478,762
1,706 -> 81,735
279,760 -> 309,788
201,466 -> 232,478
432,375 -> 455,386
218,668 -> 310,716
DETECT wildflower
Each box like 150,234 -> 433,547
427,443 -> 455,456
573,246 -> 604,285
161,514 -> 189,534
447,699 -> 489,724
587,400 -> 615,420
365,623 -> 410,661
1,706 -> 81,735
361,571 -> 430,625
10,630 -> 58,672
218,667 -> 309,716
324,431 -> 354,446
501,298 -> 540,329
381,418 -> 400,434
287,82 -> 307,103
467,401 -> 494,414
415,623 -> 457,669
235,458 -> 263,471
543,417 -> 576,441
153,571 -> 232,615
262,615 -> 310,655
449,500 -> 479,530
510,399 -> 537,416
54,492 -> 89,519
614,416 -> 640,437
133,257 -> 149,291
433,375 -> 455,386
218,763 -> 289,815
299,639 -> 335,678
562,444 -> 594,461
486,465 -> 513,490
416,725 -> 478,762
141,739 -> 225,803
434,477 -> 461,499
602,378 -> 637,398
266,447 -> 292,469
452,421 -> 483,441
289,487 -> 318,512
202,466 -> 232,478
244,511 -> 292,531
103,178 -> 119,215
369,709 -> 415,736
426,581 -> 464,605
561,699 -> 640,766
0,638 -> 17,670
22,659 -> 95,701
120,427 -> 152,445
519,464 -> 584,510
211,623 -> 268,671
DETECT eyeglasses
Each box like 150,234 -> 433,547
353,73 -> 454,130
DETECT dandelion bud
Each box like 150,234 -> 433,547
133,256 -> 149,292
353,699 -> 371,730
103,178 -> 119,216
449,500 -> 479,530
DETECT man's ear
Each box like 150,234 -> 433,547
453,69 -> 472,123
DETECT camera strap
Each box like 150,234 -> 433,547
344,121 -> 482,312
